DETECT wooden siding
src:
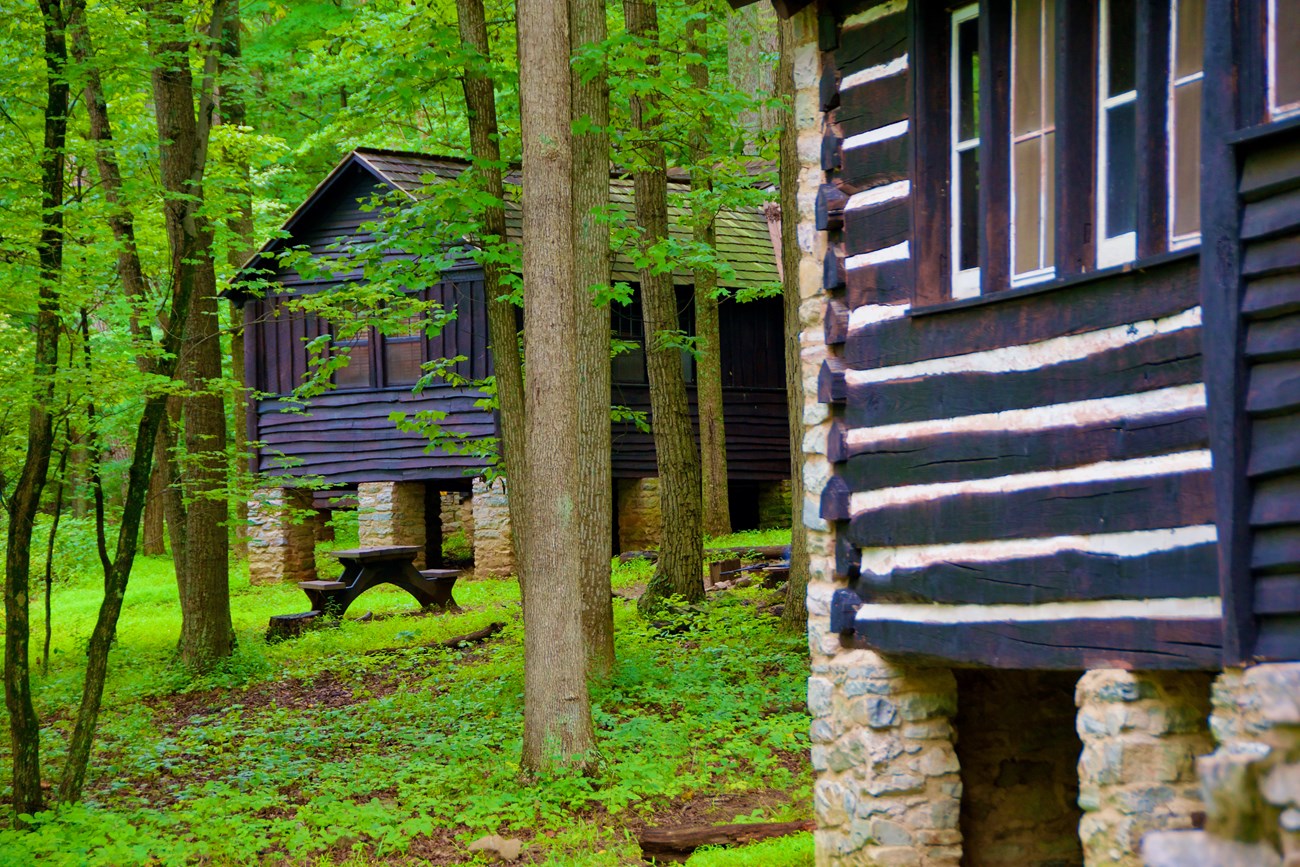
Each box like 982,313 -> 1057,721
815,0 -> 1221,669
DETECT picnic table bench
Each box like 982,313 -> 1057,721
294,545 -> 460,619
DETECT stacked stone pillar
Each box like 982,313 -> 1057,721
1076,670 -> 1214,866
808,649 -> 963,866
247,487 -> 318,585
357,481 -> 428,568
617,478 -> 662,552
471,476 -> 515,578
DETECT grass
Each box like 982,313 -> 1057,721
0,519 -> 812,866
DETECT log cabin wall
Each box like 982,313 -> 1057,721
814,0 -> 1223,670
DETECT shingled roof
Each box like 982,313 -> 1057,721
240,147 -> 780,291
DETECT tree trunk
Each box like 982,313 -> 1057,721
55,0 -> 203,804
626,0 -> 705,611
221,0 -> 251,562
454,0 -> 528,580
152,0 -> 233,669
570,0 -> 615,679
516,0 -> 595,774
726,2 -> 781,149
688,8 -> 730,540
142,455 -> 167,555
777,14 -> 809,634
4,0 -> 71,822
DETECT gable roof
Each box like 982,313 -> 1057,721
236,147 -> 780,292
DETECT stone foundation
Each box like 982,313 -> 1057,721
617,477 -> 662,552
357,481 -> 427,569
441,491 -> 473,543
471,476 -> 514,577
1076,670 -> 1213,866
1143,662 -> 1300,867
756,479 -> 793,530
247,487 -> 317,585
956,670 -> 1084,867
808,651 -> 962,866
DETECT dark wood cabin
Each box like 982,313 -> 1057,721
812,0 -> 1300,669
233,148 -> 788,525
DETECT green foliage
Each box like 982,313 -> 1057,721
1,555 -> 810,865
686,832 -> 814,866
441,530 -> 473,564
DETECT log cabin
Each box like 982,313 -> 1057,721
232,148 -> 789,582
752,0 -> 1300,862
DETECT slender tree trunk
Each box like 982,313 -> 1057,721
777,15 -> 809,633
454,0 -> 528,580
221,0 -> 251,562
158,401 -> 186,572
570,0 -> 615,679
152,0 -> 233,668
517,0 -> 596,774
55,0 -> 202,803
4,0 -> 70,821
688,7 -> 730,539
43,438 -> 70,675
627,0 -> 705,611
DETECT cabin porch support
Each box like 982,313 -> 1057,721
470,476 -> 515,578
358,482 -> 429,569
247,487 -> 319,586
1076,670 -> 1213,867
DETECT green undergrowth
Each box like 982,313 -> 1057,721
1,544 -> 810,865
686,832 -> 813,866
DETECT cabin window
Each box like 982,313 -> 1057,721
1097,0 -> 1139,267
950,4 -> 982,298
383,315 -> 425,386
332,327 -> 372,389
611,301 -> 648,384
1169,0 -> 1204,247
1011,0 -> 1057,285
1269,0 -> 1300,118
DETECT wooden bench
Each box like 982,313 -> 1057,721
294,546 -> 461,619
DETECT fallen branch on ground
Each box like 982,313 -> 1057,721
637,819 -> 815,863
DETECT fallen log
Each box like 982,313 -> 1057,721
363,621 -> 505,657
638,819 -> 815,863
619,545 -> 791,564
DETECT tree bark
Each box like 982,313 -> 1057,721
688,7 -> 731,540
221,0 -> 251,562
627,0 -> 705,611
455,0 -> 528,581
142,446 -> 167,555
570,0 -> 615,679
152,0 -> 233,669
4,0 -> 71,821
516,0 -> 596,774
777,14 -> 809,634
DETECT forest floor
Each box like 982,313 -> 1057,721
0,522 -> 812,866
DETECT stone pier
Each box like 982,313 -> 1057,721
1076,670 -> 1214,867
617,477 -> 661,552
357,481 -> 428,569
247,486 -> 318,585
471,476 -> 514,578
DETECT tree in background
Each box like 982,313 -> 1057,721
516,0 -> 597,772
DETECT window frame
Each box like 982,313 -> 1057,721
1009,0 -> 1058,287
950,2 -> 983,299
1167,0 -> 1204,250
1095,0 -> 1139,269
1269,0 -> 1300,119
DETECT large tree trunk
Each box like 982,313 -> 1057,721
627,0 -> 705,611
454,0 -> 528,580
4,0 -> 72,822
777,14 -> 809,634
516,0 -> 595,774
688,7 -> 730,539
152,0 -> 233,669
221,0 -> 251,562
142,457 -> 167,555
570,0 -> 615,679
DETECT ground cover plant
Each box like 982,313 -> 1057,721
0,524 -> 810,865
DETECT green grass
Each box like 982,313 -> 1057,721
0,527 -> 810,866
686,832 -> 813,866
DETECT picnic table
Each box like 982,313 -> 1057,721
295,545 -> 460,618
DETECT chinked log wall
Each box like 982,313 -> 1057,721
815,0 -> 1220,670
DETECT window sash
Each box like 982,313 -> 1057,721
1010,0 -> 1057,286
1097,0 -> 1138,268
951,3 -> 982,299
1168,0 -> 1204,248
1270,0 -> 1300,118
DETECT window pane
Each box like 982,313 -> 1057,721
334,338 -> 371,389
1044,0 -> 1057,124
958,16 -> 981,142
1173,80 -> 1203,238
1106,101 -> 1138,237
1014,137 -> 1043,274
384,338 -> 422,386
612,346 -> 646,383
959,147 -> 981,271
1275,0 -> 1300,110
1044,130 -> 1056,263
1013,0 -> 1042,135
1107,0 -> 1137,97
1175,0 -> 1206,79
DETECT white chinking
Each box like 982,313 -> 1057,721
840,55 -> 909,92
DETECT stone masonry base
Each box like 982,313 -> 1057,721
471,477 -> 514,578
247,487 -> 317,585
357,481 -> 427,569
